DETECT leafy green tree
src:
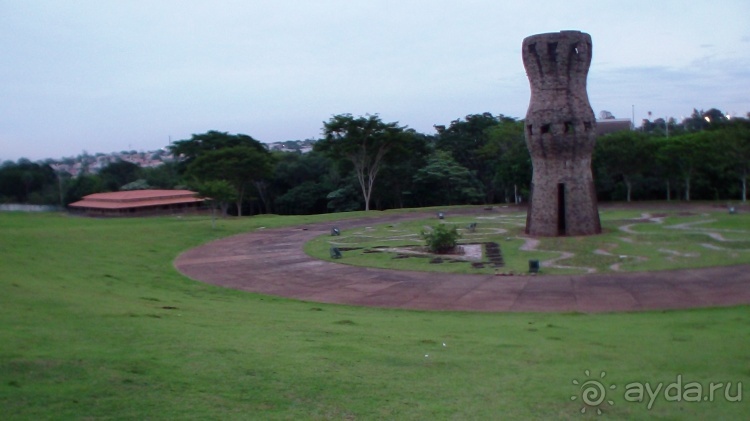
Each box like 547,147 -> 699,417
170,131 -> 274,215
435,113 -> 517,203
268,150 -> 334,213
703,108 -> 729,125
594,131 -> 654,202
269,150 -> 336,214
141,161 -> 181,189
681,109 -> 709,132
371,130 -> 432,209
482,119 -> 529,203
186,146 -> 273,216
64,174 -> 103,204
656,132 -> 718,201
190,179 -> 236,226
325,181 -> 361,212
316,114 -> 408,211
99,160 -> 142,191
680,108 -> 728,132
270,151 -> 331,192
649,137 -> 680,200
412,151 -> 483,206
169,130 -> 267,173
717,119 -> 750,202
274,181 -> 332,215
0,159 -> 57,204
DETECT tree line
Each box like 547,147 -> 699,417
2,109 -> 748,214
596,108 -> 750,202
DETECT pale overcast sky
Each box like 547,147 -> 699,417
2,1 -> 749,161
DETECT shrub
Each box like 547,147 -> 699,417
421,223 -> 461,253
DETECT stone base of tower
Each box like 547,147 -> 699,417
525,165 -> 601,237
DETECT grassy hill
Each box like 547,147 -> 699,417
1,210 -> 748,419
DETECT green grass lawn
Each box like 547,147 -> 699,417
306,207 -> 750,275
1,209 -> 749,419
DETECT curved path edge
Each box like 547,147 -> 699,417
174,209 -> 750,313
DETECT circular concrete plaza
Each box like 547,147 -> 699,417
174,207 -> 750,313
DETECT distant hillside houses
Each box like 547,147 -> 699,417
46,140 -> 316,176
48,149 -> 175,177
267,139 -> 316,153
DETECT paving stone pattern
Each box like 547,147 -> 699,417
174,209 -> 750,313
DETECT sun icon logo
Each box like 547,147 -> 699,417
571,370 -> 616,415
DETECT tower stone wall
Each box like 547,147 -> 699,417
522,30 -> 601,236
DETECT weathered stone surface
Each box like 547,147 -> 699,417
522,30 -> 601,236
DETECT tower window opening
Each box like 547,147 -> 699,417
548,42 -> 558,62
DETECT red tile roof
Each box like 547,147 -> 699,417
69,189 -> 204,210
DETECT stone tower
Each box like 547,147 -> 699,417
522,30 -> 601,236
